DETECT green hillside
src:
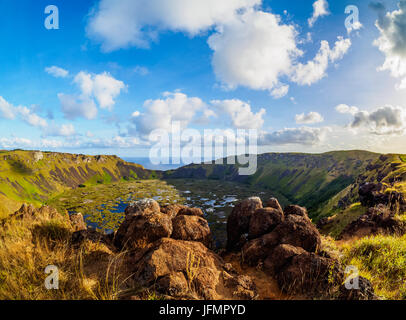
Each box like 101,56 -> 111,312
165,150 -> 381,217
0,150 -> 154,217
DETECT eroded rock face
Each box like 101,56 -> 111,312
248,208 -> 284,239
171,215 -> 212,248
338,276 -> 378,300
359,182 -> 405,213
160,204 -> 188,219
228,197 -> 369,299
132,238 -> 256,300
124,199 -> 161,217
69,213 -> 87,232
114,199 -> 258,300
114,212 -> 172,249
227,197 -> 263,251
277,252 -> 343,296
266,198 -> 283,213
339,205 -> 406,240
272,214 -> 321,253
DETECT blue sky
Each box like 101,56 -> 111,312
0,0 -> 406,157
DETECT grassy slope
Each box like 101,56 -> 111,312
0,150 -> 154,217
166,150 -> 381,217
318,154 -> 406,237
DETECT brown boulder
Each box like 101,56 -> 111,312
248,208 -> 284,239
241,231 -> 281,266
266,197 -> 283,213
264,244 -> 306,275
69,213 -> 87,232
227,197 -> 263,251
284,205 -> 308,217
177,207 -> 204,218
171,215 -> 212,248
277,252 -> 343,295
160,204 -> 188,219
133,238 -> 223,293
338,276 -> 378,300
124,199 -> 160,217
339,204 -> 406,240
114,212 -> 172,249
272,214 -> 321,253
156,272 -> 189,297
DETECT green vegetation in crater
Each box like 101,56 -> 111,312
46,180 -> 183,233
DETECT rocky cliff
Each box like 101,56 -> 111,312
0,150 -> 155,216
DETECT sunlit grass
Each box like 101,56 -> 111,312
341,234 -> 406,300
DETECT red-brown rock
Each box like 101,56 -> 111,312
171,215 -> 212,248
248,208 -> 284,239
227,197 -> 263,251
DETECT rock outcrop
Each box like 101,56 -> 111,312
226,197 -> 263,251
339,205 -> 406,240
113,199 -> 257,300
228,197 -> 376,299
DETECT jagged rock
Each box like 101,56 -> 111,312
271,214 -> 321,253
8,204 -> 60,221
339,205 -> 406,240
133,239 -> 217,296
338,276 -> 378,300
248,208 -> 284,239
124,199 -> 161,217
227,197 -> 263,251
266,198 -> 283,213
160,204 -> 188,219
177,207 -> 204,218
284,205 -> 308,217
114,212 -> 172,249
131,237 -> 258,300
156,272 -> 189,297
277,252 -> 343,295
12,204 -> 36,219
69,213 -> 87,232
223,273 -> 257,300
171,215 -> 212,248
264,244 -> 306,275
241,238 -> 269,266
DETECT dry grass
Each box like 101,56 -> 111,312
0,209 -> 132,300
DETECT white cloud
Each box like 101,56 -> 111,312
45,66 -> 69,78
335,104 -> 359,115
0,96 -> 49,128
59,71 -> 126,119
0,96 -> 16,119
308,0 -> 330,28
131,92 -> 205,136
349,105 -> 406,135
58,93 -> 98,120
16,106 -> 48,128
271,85 -> 289,99
87,1 -> 350,94
295,111 -> 324,124
74,71 -> 126,111
208,9 -> 300,92
373,1 -> 406,89
259,127 -> 330,146
208,10 -> 350,92
291,37 -> 351,85
211,99 -> 266,129
86,0 -> 260,51
43,123 -> 76,137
